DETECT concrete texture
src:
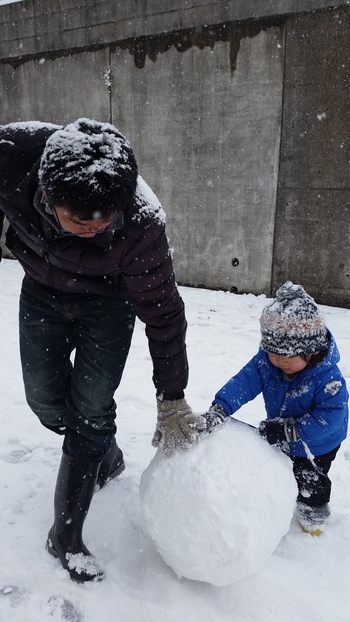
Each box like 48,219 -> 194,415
0,49 -> 111,124
0,1 -> 347,61
112,28 -> 284,293
275,7 -> 350,305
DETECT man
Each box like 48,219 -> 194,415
0,118 -> 207,582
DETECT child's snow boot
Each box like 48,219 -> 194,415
296,501 -> 330,536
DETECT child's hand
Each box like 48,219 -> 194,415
200,403 -> 228,436
258,417 -> 296,454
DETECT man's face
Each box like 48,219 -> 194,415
53,206 -> 116,238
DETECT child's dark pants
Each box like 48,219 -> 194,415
291,445 -> 340,507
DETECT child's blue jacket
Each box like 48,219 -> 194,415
213,331 -> 349,457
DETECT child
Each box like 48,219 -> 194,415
203,281 -> 349,535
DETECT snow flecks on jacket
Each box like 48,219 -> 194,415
285,382 -> 312,400
133,176 -> 166,226
213,332 -> 348,458
324,380 -> 342,396
0,120 -> 188,394
3,121 -> 61,134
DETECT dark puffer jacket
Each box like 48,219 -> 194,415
0,122 -> 188,395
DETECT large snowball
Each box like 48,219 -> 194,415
140,419 -> 297,586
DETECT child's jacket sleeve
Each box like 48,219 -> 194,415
213,351 -> 266,415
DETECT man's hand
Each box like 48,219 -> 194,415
258,417 -> 297,454
152,397 -> 206,457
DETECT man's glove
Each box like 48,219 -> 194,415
258,417 -> 297,455
199,403 -> 228,436
152,397 -> 206,457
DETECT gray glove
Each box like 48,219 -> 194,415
152,397 -> 206,457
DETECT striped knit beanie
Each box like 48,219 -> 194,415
260,281 -> 329,356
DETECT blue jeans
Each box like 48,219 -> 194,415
19,277 -> 136,461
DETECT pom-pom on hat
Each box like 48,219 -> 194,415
260,281 -> 329,357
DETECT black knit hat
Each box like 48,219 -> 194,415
260,281 -> 329,356
39,118 -> 138,220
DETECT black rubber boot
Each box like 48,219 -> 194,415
46,453 -> 104,583
96,437 -> 125,491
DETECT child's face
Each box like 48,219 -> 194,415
267,353 -> 313,374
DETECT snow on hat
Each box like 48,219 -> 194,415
39,118 -> 138,218
260,281 -> 329,356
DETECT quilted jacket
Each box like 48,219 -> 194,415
0,122 -> 188,395
213,332 -> 348,457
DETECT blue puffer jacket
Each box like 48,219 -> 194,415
213,332 -> 349,457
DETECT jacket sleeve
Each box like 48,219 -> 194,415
213,351 -> 265,415
119,223 -> 188,395
0,122 -> 60,198
295,370 -> 349,447
0,211 -> 4,260
0,123 -> 59,263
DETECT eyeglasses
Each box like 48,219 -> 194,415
49,204 -> 118,238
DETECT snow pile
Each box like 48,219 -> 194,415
140,419 -> 297,586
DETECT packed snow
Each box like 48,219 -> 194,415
0,257 -> 350,621
140,422 -> 297,586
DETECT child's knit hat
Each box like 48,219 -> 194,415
260,281 -> 329,356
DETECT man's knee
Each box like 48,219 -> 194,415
26,394 -> 68,432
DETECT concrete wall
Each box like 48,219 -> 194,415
0,50 -> 111,122
0,1 -> 349,305
0,0 -> 347,60
111,26 -> 284,294
274,8 -> 350,306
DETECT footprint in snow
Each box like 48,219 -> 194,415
0,587 -> 83,621
0,585 -> 28,606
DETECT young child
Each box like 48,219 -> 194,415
203,281 -> 349,535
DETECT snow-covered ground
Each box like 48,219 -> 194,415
1,257 -> 350,622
